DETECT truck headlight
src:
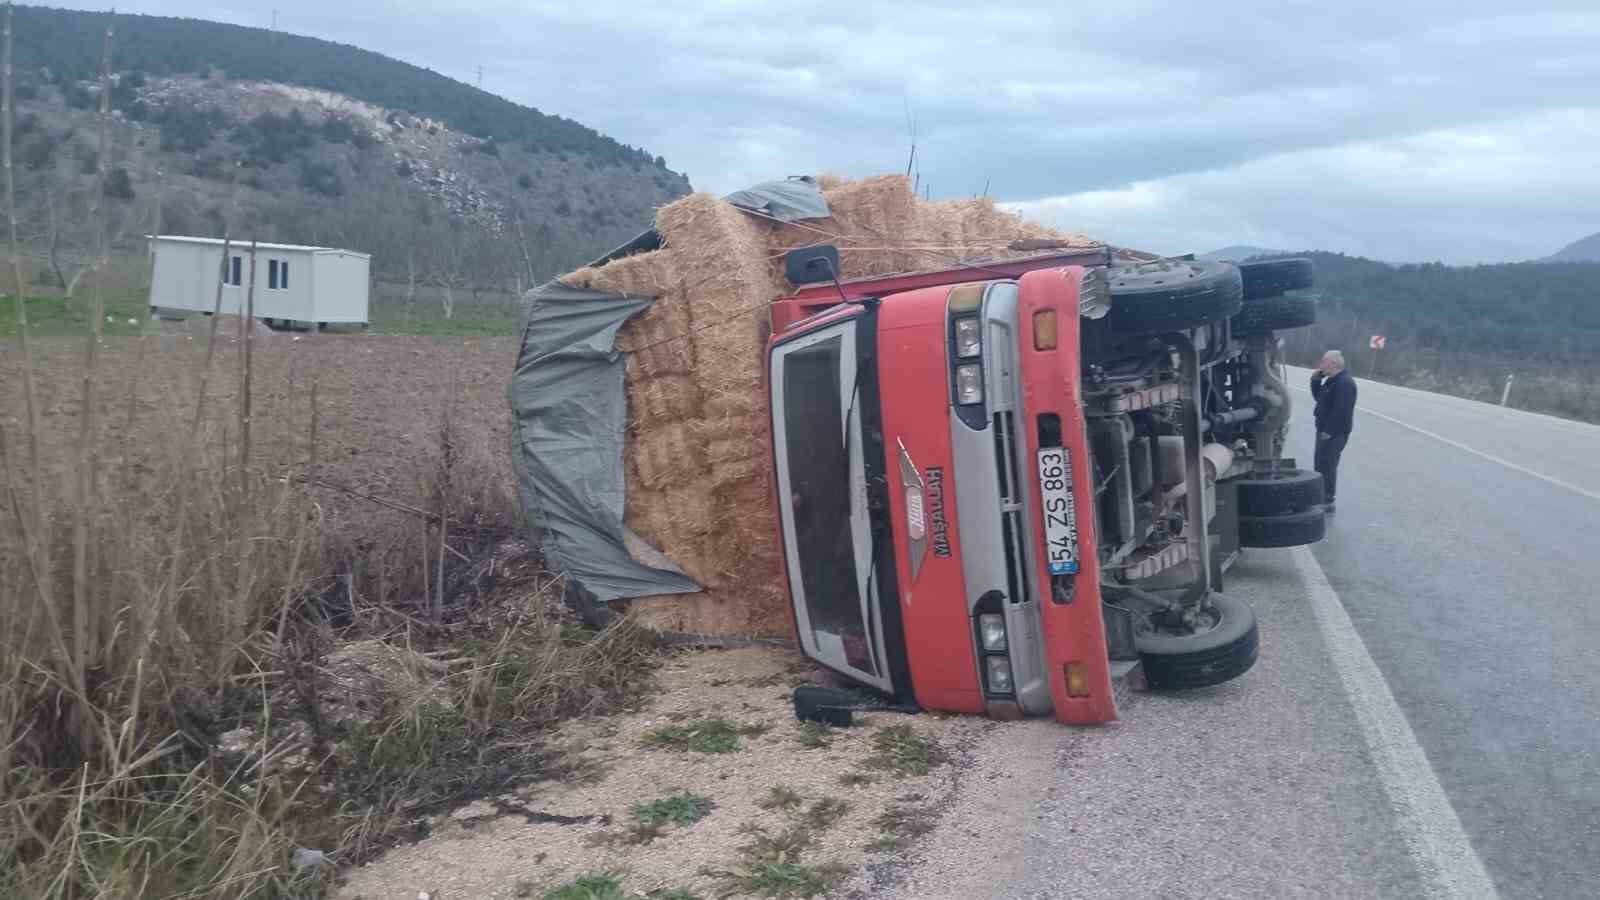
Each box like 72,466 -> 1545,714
978,613 -> 1007,651
954,316 -> 982,359
955,364 -> 984,405
986,656 -> 1014,694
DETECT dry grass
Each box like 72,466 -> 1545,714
1,17 -> 666,893
0,320 -> 655,895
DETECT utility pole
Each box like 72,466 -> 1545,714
477,65 -> 483,90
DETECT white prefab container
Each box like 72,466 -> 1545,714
148,235 -> 371,327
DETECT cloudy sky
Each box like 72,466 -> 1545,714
50,0 -> 1600,262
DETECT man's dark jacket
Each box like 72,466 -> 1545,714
1311,369 -> 1357,435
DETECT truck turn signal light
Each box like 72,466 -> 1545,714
1065,662 -> 1090,698
1033,310 -> 1058,351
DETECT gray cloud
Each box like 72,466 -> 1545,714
49,0 -> 1600,261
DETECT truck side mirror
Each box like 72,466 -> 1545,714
784,244 -> 842,285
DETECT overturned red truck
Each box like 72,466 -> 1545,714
768,248 -> 1324,725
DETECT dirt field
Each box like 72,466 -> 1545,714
0,327 -> 521,523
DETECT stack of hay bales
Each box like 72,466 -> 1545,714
560,174 -> 1098,639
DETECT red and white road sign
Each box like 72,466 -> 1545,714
1370,335 -> 1387,350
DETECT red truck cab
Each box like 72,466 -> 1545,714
767,251 -> 1122,724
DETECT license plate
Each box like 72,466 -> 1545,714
1037,448 -> 1080,575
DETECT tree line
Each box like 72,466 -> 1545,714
1270,251 -> 1600,422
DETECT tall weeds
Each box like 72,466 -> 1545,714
0,11 -> 322,894
0,10 -> 656,897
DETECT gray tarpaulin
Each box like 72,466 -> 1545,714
508,282 -> 702,601
723,176 -> 831,223
508,178 -> 831,602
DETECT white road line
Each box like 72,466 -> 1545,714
1292,546 -> 1500,900
1288,386 -> 1600,503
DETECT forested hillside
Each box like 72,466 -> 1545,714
13,4 -> 661,168
1267,252 -> 1600,422
7,6 -> 691,312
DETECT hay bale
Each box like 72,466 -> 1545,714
630,421 -> 702,491
556,174 -> 1098,641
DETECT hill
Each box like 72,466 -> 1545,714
7,6 -> 691,300
1201,245 -> 1286,261
1544,232 -> 1600,263
1252,250 -> 1600,421
13,5 -> 666,168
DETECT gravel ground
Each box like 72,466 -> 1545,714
335,646 -> 991,899
879,550 -> 1428,900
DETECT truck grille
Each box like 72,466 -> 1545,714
994,411 -> 1029,605
992,411 -> 1022,502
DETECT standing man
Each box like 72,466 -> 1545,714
1310,350 -> 1357,513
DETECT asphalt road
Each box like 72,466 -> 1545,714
1295,369 -> 1600,899
884,372 -> 1598,899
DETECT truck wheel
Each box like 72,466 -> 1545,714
1105,259 -> 1244,336
1239,507 -> 1326,548
1234,468 -> 1324,517
1232,294 -> 1317,335
1137,592 -> 1259,690
1239,257 -> 1314,299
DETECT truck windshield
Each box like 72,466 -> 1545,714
770,320 -> 888,690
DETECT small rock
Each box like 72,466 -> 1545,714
290,847 -> 328,870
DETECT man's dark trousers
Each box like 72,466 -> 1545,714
1315,432 -> 1349,502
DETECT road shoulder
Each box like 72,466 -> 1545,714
880,549 -> 1428,900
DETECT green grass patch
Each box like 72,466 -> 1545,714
758,786 -> 803,811
795,721 -> 833,749
801,797 -> 850,831
869,801 -> 938,852
641,718 -> 766,754
707,860 -> 848,899
634,792 -> 715,828
368,301 -> 517,336
707,822 -> 848,898
0,293 -> 150,338
863,725 -> 949,777
645,890 -> 702,900
542,872 -> 627,900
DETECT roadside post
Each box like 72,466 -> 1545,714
1501,373 -> 1515,407
1369,334 -> 1386,378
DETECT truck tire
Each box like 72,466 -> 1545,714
1234,468 -> 1324,517
1105,259 -> 1244,336
1238,507 -> 1326,548
1239,257 -> 1314,299
1137,592 -> 1259,690
1232,294 -> 1317,335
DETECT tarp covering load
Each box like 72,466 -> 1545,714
510,174 -> 1099,639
